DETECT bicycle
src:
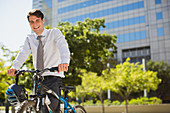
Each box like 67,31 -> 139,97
14,67 -> 86,113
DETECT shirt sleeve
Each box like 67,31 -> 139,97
54,28 -> 70,64
12,37 -> 31,69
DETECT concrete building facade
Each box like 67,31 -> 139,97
33,0 -> 170,64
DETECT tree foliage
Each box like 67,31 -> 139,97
147,60 -> 170,102
0,44 -> 34,102
0,58 -> 10,102
77,70 -> 107,113
72,58 -> 161,113
55,18 -> 117,85
105,58 -> 161,97
0,44 -> 17,102
103,58 -> 161,113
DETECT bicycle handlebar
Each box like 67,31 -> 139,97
15,67 -> 59,75
14,67 -> 58,85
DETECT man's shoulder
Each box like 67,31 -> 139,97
48,28 -> 60,32
26,33 -> 36,41
27,33 -> 35,37
48,28 -> 62,35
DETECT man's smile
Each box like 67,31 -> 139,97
34,26 -> 40,29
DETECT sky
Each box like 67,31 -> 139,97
0,0 -> 32,51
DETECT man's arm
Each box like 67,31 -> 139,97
54,28 -> 70,72
8,37 -> 31,76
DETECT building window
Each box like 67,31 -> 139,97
61,1 -> 144,22
122,47 -> 151,64
155,0 -> 161,4
157,27 -> 164,37
58,0 -> 66,3
102,16 -> 145,30
117,30 -> 147,43
58,0 -> 112,14
156,12 -> 163,20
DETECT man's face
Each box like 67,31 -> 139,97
28,15 -> 44,35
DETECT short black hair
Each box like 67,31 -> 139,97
27,9 -> 44,21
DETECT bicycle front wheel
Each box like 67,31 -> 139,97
71,105 -> 87,113
17,100 -> 37,113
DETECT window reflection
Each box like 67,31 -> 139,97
58,0 -> 112,14
156,12 -> 163,20
61,1 -> 144,22
155,0 -> 161,4
157,27 -> 164,37
117,31 -> 147,43
103,16 -> 145,30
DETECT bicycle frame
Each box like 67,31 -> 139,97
15,67 -> 78,113
35,79 -> 76,113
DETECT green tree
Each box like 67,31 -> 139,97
147,60 -> 170,102
0,44 -> 34,102
75,85 -> 87,105
0,58 -> 10,102
79,70 -> 107,113
0,43 -> 18,64
104,58 -> 161,113
0,44 -> 17,102
56,18 -> 117,85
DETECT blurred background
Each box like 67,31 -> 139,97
0,0 -> 170,113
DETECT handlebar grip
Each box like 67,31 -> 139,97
49,67 -> 58,72
14,70 -> 18,74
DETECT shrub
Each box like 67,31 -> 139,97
129,97 -> 149,105
76,97 -> 162,106
111,100 -> 121,105
83,100 -> 94,106
95,100 -> 101,106
104,99 -> 111,106
121,100 -> 129,105
128,97 -> 162,105
149,97 -> 162,104
69,101 -> 79,106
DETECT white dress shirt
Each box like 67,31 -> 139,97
12,28 -> 70,78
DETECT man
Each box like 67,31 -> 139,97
7,9 -> 70,113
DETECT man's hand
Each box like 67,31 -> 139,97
8,68 -> 17,76
58,64 -> 69,73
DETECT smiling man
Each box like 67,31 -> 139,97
7,9 -> 70,113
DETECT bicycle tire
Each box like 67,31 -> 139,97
70,105 -> 87,113
17,100 -> 37,113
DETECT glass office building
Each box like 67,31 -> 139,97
33,0 -> 170,64
33,0 -> 52,26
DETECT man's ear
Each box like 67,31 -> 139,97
43,18 -> 45,24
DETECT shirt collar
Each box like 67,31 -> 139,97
35,28 -> 47,39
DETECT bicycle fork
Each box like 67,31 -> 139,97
59,97 -> 76,113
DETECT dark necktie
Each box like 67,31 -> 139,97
37,36 -> 44,70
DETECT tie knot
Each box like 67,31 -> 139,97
37,35 -> 43,40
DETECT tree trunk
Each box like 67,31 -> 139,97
102,102 -> 105,113
125,99 -> 128,113
81,97 -> 85,106
100,91 -> 105,113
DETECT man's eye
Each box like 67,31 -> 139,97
36,19 -> 40,22
29,21 -> 34,24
